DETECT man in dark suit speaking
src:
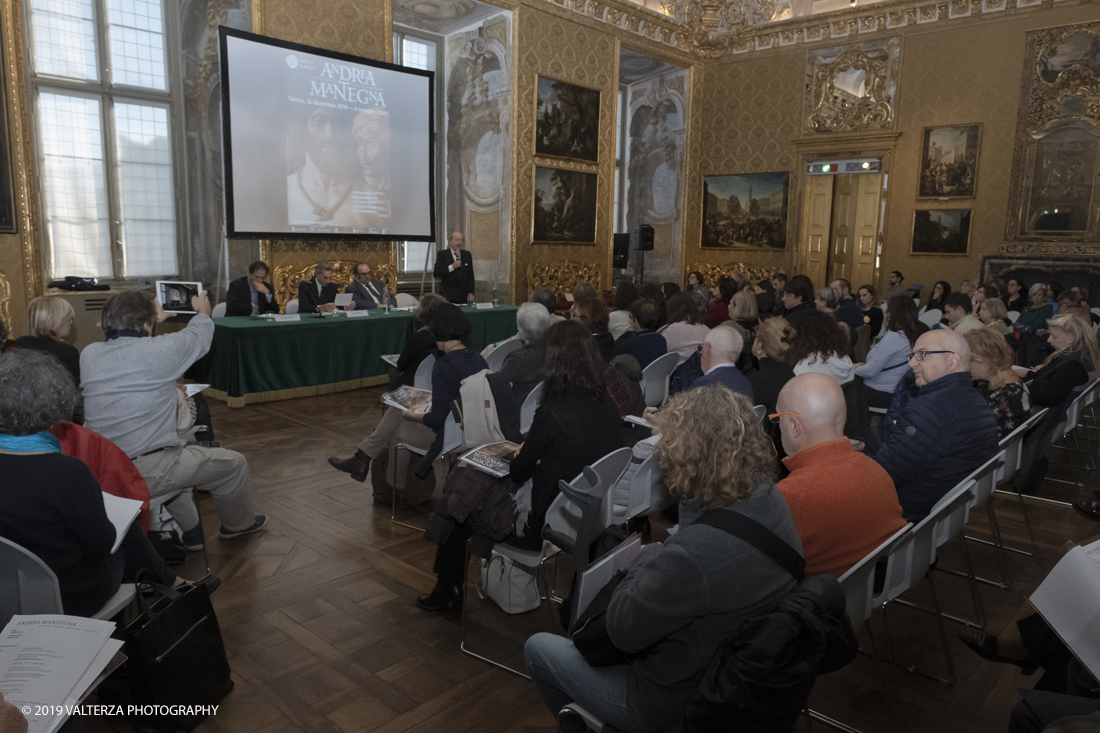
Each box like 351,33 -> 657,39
433,231 -> 475,304
226,260 -> 279,317
298,261 -> 339,313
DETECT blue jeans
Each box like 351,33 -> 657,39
524,633 -> 654,732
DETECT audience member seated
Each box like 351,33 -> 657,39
524,386 -> 800,733
81,290 -> 266,550
958,279 -> 977,298
499,303 -> 550,403
571,297 -> 614,363
661,282 -> 680,301
771,273 -> 789,316
943,292 -> 983,334
328,304 -> 488,504
728,289 -> 759,333
773,373 -> 905,577
13,296 -> 83,424
573,281 -> 598,302
686,270 -> 710,312
704,276 -> 736,328
298,261 -> 339,313
345,262 -> 391,310
971,286 -> 988,312
226,260 -> 279,316
747,317 -> 796,417
662,292 -> 709,366
755,279 -> 776,318
389,294 -> 446,389
1017,283 -> 1054,333
612,299 -> 668,369
925,280 -> 951,313
1004,278 -> 1028,313
862,329 -> 998,522
883,270 -> 907,301
418,320 -> 621,614
777,276 -> 813,329
857,284 -> 884,339
978,296 -> 1014,333
0,350 -> 203,617
854,295 -> 923,408
815,286 -> 839,316
530,287 -> 566,326
1024,313 -> 1099,408
831,279 -> 863,338
689,326 -> 752,399
965,329 -> 1031,441
639,283 -> 668,328
609,281 -> 638,340
787,309 -> 855,385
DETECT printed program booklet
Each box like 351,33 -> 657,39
381,386 -> 432,412
458,441 -> 521,477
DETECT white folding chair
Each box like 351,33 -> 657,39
285,299 -> 299,315
413,354 -> 436,390
212,302 -> 227,318
394,293 -> 419,308
1007,310 -> 1020,324
641,352 -> 679,408
460,448 -> 632,678
615,452 -> 674,524
990,408 -> 1049,556
656,324 -> 669,335
485,338 -> 523,372
520,381 -> 544,435
392,412 -> 465,530
918,308 -> 942,328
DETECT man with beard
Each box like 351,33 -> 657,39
287,107 -> 355,227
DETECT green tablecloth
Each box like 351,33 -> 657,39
192,305 -> 519,406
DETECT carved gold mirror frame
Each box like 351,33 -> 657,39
804,38 -> 900,136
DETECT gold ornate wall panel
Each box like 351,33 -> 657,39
274,260 -> 397,310
804,38 -> 900,134
0,269 -> 11,331
688,262 -> 779,285
0,0 -> 41,337
526,260 -> 601,294
510,5 -> 618,301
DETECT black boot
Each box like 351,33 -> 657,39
1074,492 -> 1100,521
415,582 -> 462,614
328,450 -> 371,482
958,630 -> 1038,674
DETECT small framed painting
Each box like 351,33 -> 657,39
911,209 -> 971,255
533,166 -> 598,244
917,124 -> 981,199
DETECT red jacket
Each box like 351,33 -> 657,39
49,421 -> 151,532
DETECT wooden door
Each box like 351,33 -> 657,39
828,174 -> 856,283
801,174 -> 832,288
850,172 -> 882,289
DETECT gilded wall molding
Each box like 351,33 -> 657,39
526,260 -> 601,293
0,269 -> 11,330
274,260 -> 397,312
804,39 -> 899,134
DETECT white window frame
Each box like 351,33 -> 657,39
24,0 -> 187,284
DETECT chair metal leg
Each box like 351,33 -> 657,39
985,500 -> 1013,588
458,547 -> 533,680
877,606 -> 911,733
925,571 -> 956,684
390,445 -> 429,532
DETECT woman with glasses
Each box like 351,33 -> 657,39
1003,278 -> 1028,313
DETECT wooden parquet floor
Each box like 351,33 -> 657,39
92,387 -> 1100,733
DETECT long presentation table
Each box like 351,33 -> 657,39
191,305 -> 519,407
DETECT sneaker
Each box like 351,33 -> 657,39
218,515 -> 268,540
179,525 -> 204,552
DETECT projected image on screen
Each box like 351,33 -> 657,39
219,28 -> 434,240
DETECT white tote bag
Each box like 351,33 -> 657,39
478,551 -> 541,614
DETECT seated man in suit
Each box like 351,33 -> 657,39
345,262 -> 390,310
612,298 -> 667,369
298,261 -> 338,313
433,231 -> 475,304
690,325 -> 753,399
225,260 -> 279,317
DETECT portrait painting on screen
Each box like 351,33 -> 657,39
701,173 -> 789,250
535,77 -> 600,163
533,166 -> 597,244
286,105 -> 392,234
917,124 -> 981,199
911,209 -> 971,255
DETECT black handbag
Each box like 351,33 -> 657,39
114,572 -> 234,731
571,568 -> 630,667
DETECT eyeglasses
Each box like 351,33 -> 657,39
768,412 -> 799,424
907,350 -> 955,361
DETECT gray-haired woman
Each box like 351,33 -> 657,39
0,350 -> 204,616
499,302 -> 551,403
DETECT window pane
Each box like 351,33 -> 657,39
401,38 -> 436,71
31,0 -> 98,81
402,241 -> 432,272
114,101 -> 176,276
39,92 -> 111,278
107,0 -> 166,89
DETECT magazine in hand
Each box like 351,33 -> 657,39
458,441 -> 521,477
381,385 -> 432,412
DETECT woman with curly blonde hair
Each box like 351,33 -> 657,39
524,386 -> 801,733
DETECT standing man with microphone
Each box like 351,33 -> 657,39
433,231 -> 476,304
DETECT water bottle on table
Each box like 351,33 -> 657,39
383,285 -> 391,314
492,284 -> 499,307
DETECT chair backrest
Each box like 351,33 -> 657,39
623,451 -> 674,522
555,448 -> 633,570
394,293 -> 419,308
1007,310 -> 1020,323
414,354 -> 436,390
930,478 -> 976,550
543,448 -> 632,561
1092,307 -> 1100,319
838,523 -> 911,628
641,351 -> 680,408
997,408 -> 1048,484
441,412 -> 465,455
520,381 -> 544,434
656,324 -> 670,335
967,450 -> 1006,508
754,404 -> 766,420
285,298 -> 299,315
0,537 -> 64,627
918,309 -> 942,328
212,302 -> 227,318
485,338 -> 523,372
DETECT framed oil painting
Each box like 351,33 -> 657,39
535,76 -> 600,163
702,172 -> 788,250
533,166 -> 597,244
911,209 -> 971,255
917,124 -> 981,199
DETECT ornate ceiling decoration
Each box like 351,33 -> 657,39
658,0 -> 776,56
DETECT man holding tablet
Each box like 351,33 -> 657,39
433,232 -> 475,304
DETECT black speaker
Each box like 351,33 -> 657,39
613,233 -> 630,269
633,224 -> 654,251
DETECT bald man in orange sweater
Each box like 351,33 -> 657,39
773,373 -> 907,578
